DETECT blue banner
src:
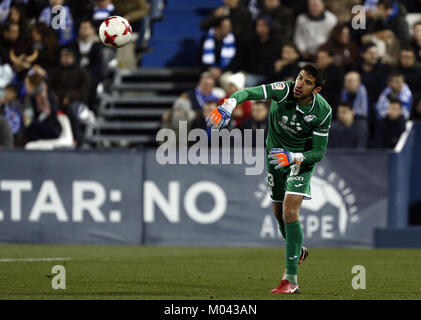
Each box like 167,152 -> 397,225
143,149 -> 388,247
0,149 -> 389,247
0,151 -> 143,244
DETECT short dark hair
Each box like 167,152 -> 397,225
213,16 -> 230,28
388,70 -> 404,81
301,63 -> 327,88
377,0 -> 393,9
338,101 -> 353,109
5,83 -> 18,93
388,98 -> 402,107
400,44 -> 416,55
316,47 -> 334,57
282,42 -> 299,53
362,41 -> 377,53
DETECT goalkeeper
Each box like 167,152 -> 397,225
207,64 -> 331,294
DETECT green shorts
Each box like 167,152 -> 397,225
267,156 -> 315,202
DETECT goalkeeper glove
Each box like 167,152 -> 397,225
206,98 -> 236,129
268,148 -> 304,169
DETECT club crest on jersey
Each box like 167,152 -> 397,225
282,116 -> 288,124
304,115 -> 317,122
271,82 -> 285,90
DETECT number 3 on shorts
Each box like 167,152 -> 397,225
267,173 -> 274,196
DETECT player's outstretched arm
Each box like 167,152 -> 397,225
206,82 -> 290,129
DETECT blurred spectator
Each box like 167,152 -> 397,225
401,0 -> 421,12
22,66 -> 62,143
373,98 -> 406,148
39,0 -> 76,47
367,0 -> 410,44
19,0 -> 49,21
3,23 -> 38,78
5,3 -> 30,41
0,83 -> 23,138
148,0 -> 165,21
328,102 -> 368,148
410,95 -> 421,121
200,0 -> 253,42
293,0 -> 338,60
266,43 -> 301,83
0,56 -> 14,98
115,0 -> 150,53
91,0 -> 121,30
282,0 -> 308,16
200,17 -> 236,83
340,71 -> 369,120
259,0 -> 295,44
218,72 -> 251,128
348,2 -> 369,47
376,71 -> 413,120
231,15 -> 282,87
362,27 -> 401,67
0,0 -> 12,23
240,100 -> 269,147
71,19 -> 104,113
160,97 -> 196,146
181,72 -> 221,111
315,48 -> 344,111
411,21 -> 421,63
351,42 -> 391,133
31,22 -> 60,72
50,48 -> 91,144
0,114 -> 13,147
319,23 -> 359,70
190,100 -> 218,143
324,0 -> 361,24
0,22 -> 37,76
398,45 -> 421,95
50,48 -> 91,109
67,0 -> 94,29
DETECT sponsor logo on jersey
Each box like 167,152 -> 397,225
304,115 -> 317,122
271,82 -> 285,90
277,120 -> 297,134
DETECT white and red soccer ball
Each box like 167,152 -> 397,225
99,16 -> 133,48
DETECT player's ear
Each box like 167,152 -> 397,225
312,86 -> 322,95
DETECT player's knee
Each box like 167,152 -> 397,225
273,202 -> 283,222
282,209 -> 299,224
282,202 -> 300,223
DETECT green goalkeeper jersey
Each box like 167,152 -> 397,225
231,81 -> 332,168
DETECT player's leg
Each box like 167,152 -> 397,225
273,201 -> 286,240
282,193 -> 304,285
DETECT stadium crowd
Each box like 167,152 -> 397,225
164,0 -> 421,150
0,0 -> 420,150
0,0 -> 162,148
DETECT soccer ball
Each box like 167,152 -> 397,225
99,16 -> 133,48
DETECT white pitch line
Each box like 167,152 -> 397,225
0,257 -> 72,263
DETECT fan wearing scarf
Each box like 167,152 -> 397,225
200,17 -> 236,81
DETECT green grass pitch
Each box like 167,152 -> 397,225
0,245 -> 420,300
